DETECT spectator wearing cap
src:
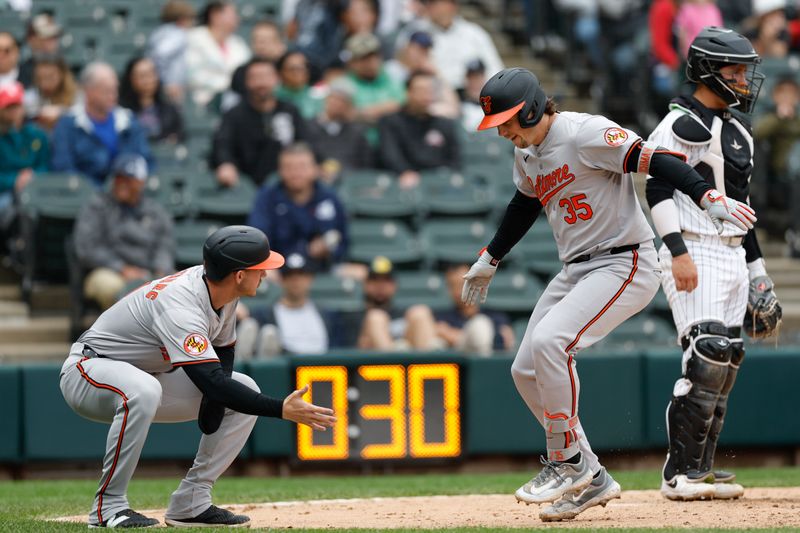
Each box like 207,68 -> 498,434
397,0 -> 503,90
459,58 -> 487,130
51,62 -> 154,187
338,0 -> 394,60
434,263 -> 514,356
119,56 -> 185,144
185,0 -> 250,106
385,30 -> 459,118
247,142 -> 349,272
0,82 -> 48,215
345,32 -> 406,145
73,153 -> 175,310
147,0 -> 197,104
18,14 -> 62,88
212,58 -> 308,187
337,256 -> 439,350
230,20 -> 288,98
275,50 -> 324,119
23,54 -> 76,131
306,76 -> 373,184
0,31 -> 20,87
237,253 -> 339,358
377,70 -> 460,189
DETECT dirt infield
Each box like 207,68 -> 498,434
59,487 -> 800,529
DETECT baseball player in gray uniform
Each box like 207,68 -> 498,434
462,68 -> 756,521
646,27 -> 782,502
60,225 -> 336,528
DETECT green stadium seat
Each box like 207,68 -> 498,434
393,271 -> 450,312
503,217 -> 562,278
461,131 -> 514,166
347,219 -> 423,268
419,168 -> 495,217
17,173 -> 96,299
482,270 -> 544,314
419,218 -> 493,267
596,314 -> 676,352
338,169 -> 420,218
239,281 -> 282,316
191,171 -> 257,225
173,219 -> 223,269
183,106 -> 220,140
144,170 -> 193,219
309,274 -> 363,312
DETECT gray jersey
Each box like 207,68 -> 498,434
647,106 -> 751,238
513,112 -> 654,262
77,265 -> 237,373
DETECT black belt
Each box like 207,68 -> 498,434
81,345 -> 106,358
567,243 -> 640,265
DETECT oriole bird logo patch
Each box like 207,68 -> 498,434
480,95 -> 492,114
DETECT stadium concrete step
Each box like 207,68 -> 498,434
0,315 -> 70,344
0,298 -> 27,318
0,341 -> 72,364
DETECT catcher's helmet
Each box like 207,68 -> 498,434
477,68 -> 547,130
203,225 -> 285,281
687,27 -> 764,113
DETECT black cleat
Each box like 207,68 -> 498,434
89,509 -> 159,528
165,505 -> 250,528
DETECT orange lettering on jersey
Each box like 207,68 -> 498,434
144,269 -> 188,301
534,163 -> 576,205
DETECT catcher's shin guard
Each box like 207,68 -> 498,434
700,333 -> 745,477
664,322 -> 732,481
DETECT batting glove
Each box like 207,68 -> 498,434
462,249 -> 498,305
700,190 -> 757,234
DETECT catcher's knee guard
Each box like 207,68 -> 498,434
664,322 -> 732,480
700,329 -> 745,477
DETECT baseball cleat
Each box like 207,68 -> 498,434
712,481 -> 744,499
711,469 -> 736,483
88,509 -> 159,528
661,474 -> 716,501
165,505 -> 250,528
539,467 -> 621,522
515,454 -> 593,504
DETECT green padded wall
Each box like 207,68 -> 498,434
248,358 -> 293,457
0,367 -> 21,461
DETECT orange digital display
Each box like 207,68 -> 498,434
294,363 -> 461,462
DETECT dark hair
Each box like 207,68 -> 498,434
118,56 -> 164,111
244,56 -> 277,76
276,49 -> 307,73
252,19 -> 282,35
543,97 -> 557,116
279,141 -> 318,163
406,69 -> 435,90
160,0 -> 196,23
200,0 -> 232,26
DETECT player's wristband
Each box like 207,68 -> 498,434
662,232 -> 688,257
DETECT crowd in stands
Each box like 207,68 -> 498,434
0,0 -> 798,357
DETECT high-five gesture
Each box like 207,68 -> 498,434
700,190 -> 757,234
283,384 -> 337,431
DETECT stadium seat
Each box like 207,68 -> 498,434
191,171 -> 257,225
338,169 -> 420,219
504,217 -> 562,278
418,218 -> 493,267
461,131 -> 514,166
309,274 -> 363,312
482,269 -> 544,315
144,170 -> 193,219
173,219 -> 223,269
418,168 -> 495,217
347,219 -> 423,268
238,281 -> 282,317
595,314 -> 676,352
393,271 -> 450,312
17,173 -> 96,301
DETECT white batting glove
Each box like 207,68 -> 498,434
700,190 -> 757,234
462,250 -> 498,305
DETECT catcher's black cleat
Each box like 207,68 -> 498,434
89,509 -> 159,528
165,505 -> 250,528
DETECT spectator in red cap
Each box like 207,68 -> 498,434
0,81 -> 49,215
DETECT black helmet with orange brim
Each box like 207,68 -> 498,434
203,225 -> 285,281
477,67 -> 548,131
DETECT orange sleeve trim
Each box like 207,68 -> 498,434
654,149 -> 687,162
623,139 -> 642,172
172,358 -> 220,367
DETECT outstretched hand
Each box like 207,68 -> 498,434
700,190 -> 756,234
282,385 -> 337,431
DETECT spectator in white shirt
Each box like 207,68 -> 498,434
397,0 -> 503,90
185,0 -> 251,106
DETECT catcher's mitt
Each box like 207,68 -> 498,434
744,275 -> 782,339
